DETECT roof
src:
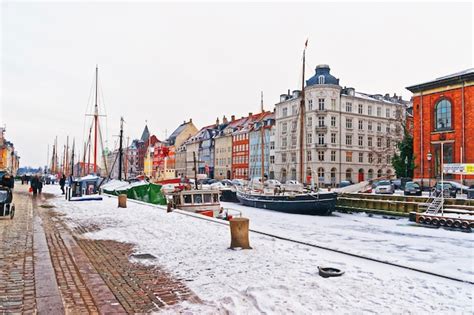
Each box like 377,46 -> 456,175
167,122 -> 189,145
306,64 -> 340,87
140,125 -> 150,141
406,68 -> 474,93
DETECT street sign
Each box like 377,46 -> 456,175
443,163 -> 474,175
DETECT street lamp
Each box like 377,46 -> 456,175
427,152 -> 432,196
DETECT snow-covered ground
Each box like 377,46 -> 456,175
43,185 -> 473,314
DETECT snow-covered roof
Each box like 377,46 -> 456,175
406,68 -> 474,92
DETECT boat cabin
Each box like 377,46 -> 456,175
168,189 -> 221,217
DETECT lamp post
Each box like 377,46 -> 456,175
405,156 -> 408,178
427,152 -> 432,196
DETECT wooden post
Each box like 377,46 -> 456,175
118,194 -> 127,208
229,217 -> 252,249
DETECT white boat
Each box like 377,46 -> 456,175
166,188 -> 222,217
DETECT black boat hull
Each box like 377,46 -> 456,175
236,191 -> 336,215
220,189 -> 240,203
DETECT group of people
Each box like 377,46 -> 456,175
28,174 -> 67,196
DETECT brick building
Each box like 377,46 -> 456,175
406,68 -> 474,186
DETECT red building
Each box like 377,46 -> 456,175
406,69 -> 474,186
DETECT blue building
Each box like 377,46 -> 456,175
249,112 -> 275,179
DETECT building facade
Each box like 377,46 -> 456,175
0,127 -> 20,175
274,64 -> 406,185
214,115 -> 244,180
406,68 -> 474,185
248,112 -> 275,179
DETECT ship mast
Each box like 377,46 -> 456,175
118,117 -> 124,180
93,65 -> 99,174
260,91 -> 265,183
299,40 -> 308,183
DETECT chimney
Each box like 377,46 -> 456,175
223,115 -> 228,124
216,117 -> 220,125
231,115 -> 235,122
248,112 -> 253,117
189,118 -> 193,123
287,89 -> 291,96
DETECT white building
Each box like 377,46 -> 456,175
274,64 -> 407,186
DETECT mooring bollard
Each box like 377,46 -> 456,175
229,217 -> 252,249
118,194 -> 127,208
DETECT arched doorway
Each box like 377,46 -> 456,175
317,167 -> 325,187
227,170 -> 231,179
330,168 -> 337,186
281,168 -> 287,183
346,168 -> 353,182
358,168 -> 364,182
377,169 -> 383,178
368,169 -> 374,180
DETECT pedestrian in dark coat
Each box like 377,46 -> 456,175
59,174 -> 66,195
31,175 -> 39,195
38,177 -> 43,194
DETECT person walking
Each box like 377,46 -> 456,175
38,176 -> 44,194
30,175 -> 39,196
59,174 -> 66,195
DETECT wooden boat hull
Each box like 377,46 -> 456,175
220,188 -> 239,203
236,191 -> 336,215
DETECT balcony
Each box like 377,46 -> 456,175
315,125 -> 328,132
315,143 -> 327,148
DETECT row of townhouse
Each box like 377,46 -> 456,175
0,127 -> 20,176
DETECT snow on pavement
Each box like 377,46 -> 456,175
43,185 -> 473,314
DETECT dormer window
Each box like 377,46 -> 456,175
318,75 -> 325,84
435,99 -> 452,131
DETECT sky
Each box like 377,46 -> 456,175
1,1 -> 472,167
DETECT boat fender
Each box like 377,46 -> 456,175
461,221 -> 470,230
430,218 -> 439,226
318,266 -> 344,278
453,220 -> 462,228
418,216 -> 425,224
446,219 -> 454,227
439,219 -> 446,226
424,217 -> 431,225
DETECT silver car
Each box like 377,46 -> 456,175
374,180 -> 395,194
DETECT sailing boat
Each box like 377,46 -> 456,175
236,41 -> 337,215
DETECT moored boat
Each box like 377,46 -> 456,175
167,188 -> 222,217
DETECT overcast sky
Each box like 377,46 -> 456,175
1,1 -> 472,167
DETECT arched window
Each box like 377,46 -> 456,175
330,168 -> 337,185
435,99 -> 452,130
281,168 -> 287,182
291,168 -> 297,180
368,169 -> 374,180
377,169 -> 383,178
317,167 -> 325,179
318,75 -> 325,84
346,168 -> 353,181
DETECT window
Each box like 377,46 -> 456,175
377,107 -> 381,117
282,122 -> 287,134
291,120 -> 297,131
307,116 -> 312,126
346,102 -> 352,112
318,116 -> 325,127
377,137 -> 382,148
331,99 -> 336,110
282,153 -> 287,163
291,134 -> 297,147
331,133 -> 336,144
292,105 -> 297,115
368,153 -> 373,163
307,150 -> 312,162
331,151 -> 336,161
282,137 -> 287,148
368,137 -> 373,147
282,107 -> 288,117
346,135 -> 352,146
386,108 -> 390,118
317,167 -> 325,180
346,151 -> 353,162
318,98 -> 325,110
270,155 -> 275,164
377,154 -> 382,164
368,105 -> 373,116
386,125 -> 390,133
291,152 -> 296,163
377,123 -> 381,132
368,121 -> 373,131
358,135 -> 363,147
346,118 -> 353,129
318,151 -> 325,161
358,104 -> 363,114
318,75 -> 325,84
307,133 -> 312,144
358,120 -> 363,130
386,138 -> 390,148
435,99 -> 452,130
331,116 -> 336,127
318,133 -> 325,145
308,99 -> 313,111
386,155 -> 391,164
359,152 -> 364,163
270,141 -> 275,150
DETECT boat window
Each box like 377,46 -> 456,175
203,194 -> 212,203
183,194 -> 192,204
213,194 -> 219,203
193,194 -> 203,204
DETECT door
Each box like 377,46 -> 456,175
358,169 -> 364,182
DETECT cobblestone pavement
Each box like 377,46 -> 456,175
1,185 -> 200,314
0,186 -> 37,314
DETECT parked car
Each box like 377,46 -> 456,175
434,182 -> 457,198
391,179 -> 402,190
404,181 -> 422,196
339,180 -> 353,188
374,180 -> 395,194
441,180 -> 469,193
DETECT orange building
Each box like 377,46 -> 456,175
406,69 -> 474,186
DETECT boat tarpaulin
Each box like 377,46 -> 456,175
102,181 -> 167,205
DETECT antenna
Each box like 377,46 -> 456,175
261,91 -> 264,113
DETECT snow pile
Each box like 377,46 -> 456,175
43,185 -> 473,314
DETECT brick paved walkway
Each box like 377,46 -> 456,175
1,185 -> 200,314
